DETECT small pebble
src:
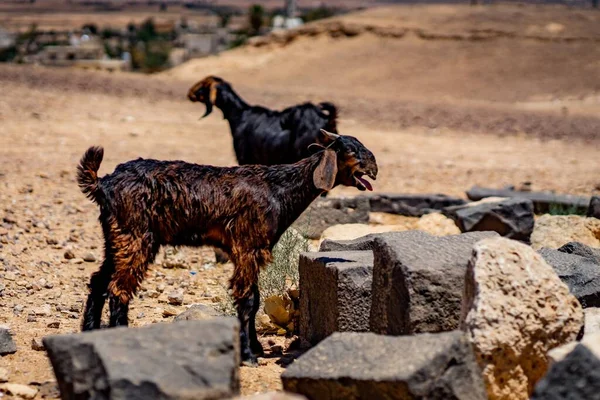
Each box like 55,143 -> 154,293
83,253 -> 96,262
63,250 -> 75,260
0,367 -> 9,383
167,289 -> 184,306
47,321 -> 60,329
31,338 -> 45,351
162,308 -> 177,317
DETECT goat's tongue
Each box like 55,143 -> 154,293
356,176 -> 373,191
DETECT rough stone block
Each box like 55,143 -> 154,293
282,331 -> 487,400
43,318 -> 240,400
376,231 -> 498,335
299,251 -> 373,345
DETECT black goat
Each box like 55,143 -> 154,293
77,129 -> 377,366
188,76 -> 338,166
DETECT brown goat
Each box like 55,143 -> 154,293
77,129 -> 377,365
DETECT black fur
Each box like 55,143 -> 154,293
189,76 -> 338,166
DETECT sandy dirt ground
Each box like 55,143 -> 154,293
1,4 -> 600,399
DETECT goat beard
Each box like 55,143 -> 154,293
201,101 -> 213,118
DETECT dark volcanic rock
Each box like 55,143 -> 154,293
587,196 -> 600,219
558,241 -> 600,264
43,318 -> 240,400
0,327 -> 17,356
539,248 -> 600,308
532,342 -> 600,400
298,251 -> 373,345
367,193 -> 466,217
282,331 -> 487,400
443,197 -> 534,242
466,186 -> 590,214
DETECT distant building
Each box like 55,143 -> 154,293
0,28 -> 16,50
39,43 -> 104,67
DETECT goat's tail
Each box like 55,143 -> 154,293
319,102 -> 338,133
77,146 -> 104,204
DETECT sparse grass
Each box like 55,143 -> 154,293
259,228 -> 309,300
547,203 -> 586,216
214,283 -> 237,317
213,224 -> 311,317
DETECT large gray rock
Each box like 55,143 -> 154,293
299,251 -> 373,345
320,231 -> 498,335
366,193 -> 466,217
282,331 -> 487,400
532,336 -> 600,400
539,248 -> 600,308
294,197 -> 370,239
376,231 -> 498,335
0,327 -> 16,356
443,197 -> 534,242
587,196 -> 600,219
43,318 -> 240,400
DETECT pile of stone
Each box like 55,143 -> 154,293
288,230 -> 594,400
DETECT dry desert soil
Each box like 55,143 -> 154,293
1,3 -> 600,399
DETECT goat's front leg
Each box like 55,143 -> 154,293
236,283 -> 263,366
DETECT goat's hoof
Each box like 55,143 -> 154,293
241,358 -> 259,368
251,342 -> 265,357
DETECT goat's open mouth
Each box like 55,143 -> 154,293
354,171 -> 374,192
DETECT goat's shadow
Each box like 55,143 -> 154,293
258,336 -> 308,368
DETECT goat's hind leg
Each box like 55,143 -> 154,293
107,232 -> 156,328
248,283 -> 264,357
235,284 -> 262,366
81,257 -> 114,331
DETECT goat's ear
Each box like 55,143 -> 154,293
313,149 -> 338,191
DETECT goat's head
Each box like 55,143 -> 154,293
313,129 -> 378,192
187,76 -> 226,118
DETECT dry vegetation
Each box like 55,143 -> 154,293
1,3 -> 600,398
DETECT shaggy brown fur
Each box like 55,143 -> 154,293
77,130 -> 377,365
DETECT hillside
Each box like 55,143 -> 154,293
165,4 -> 600,106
